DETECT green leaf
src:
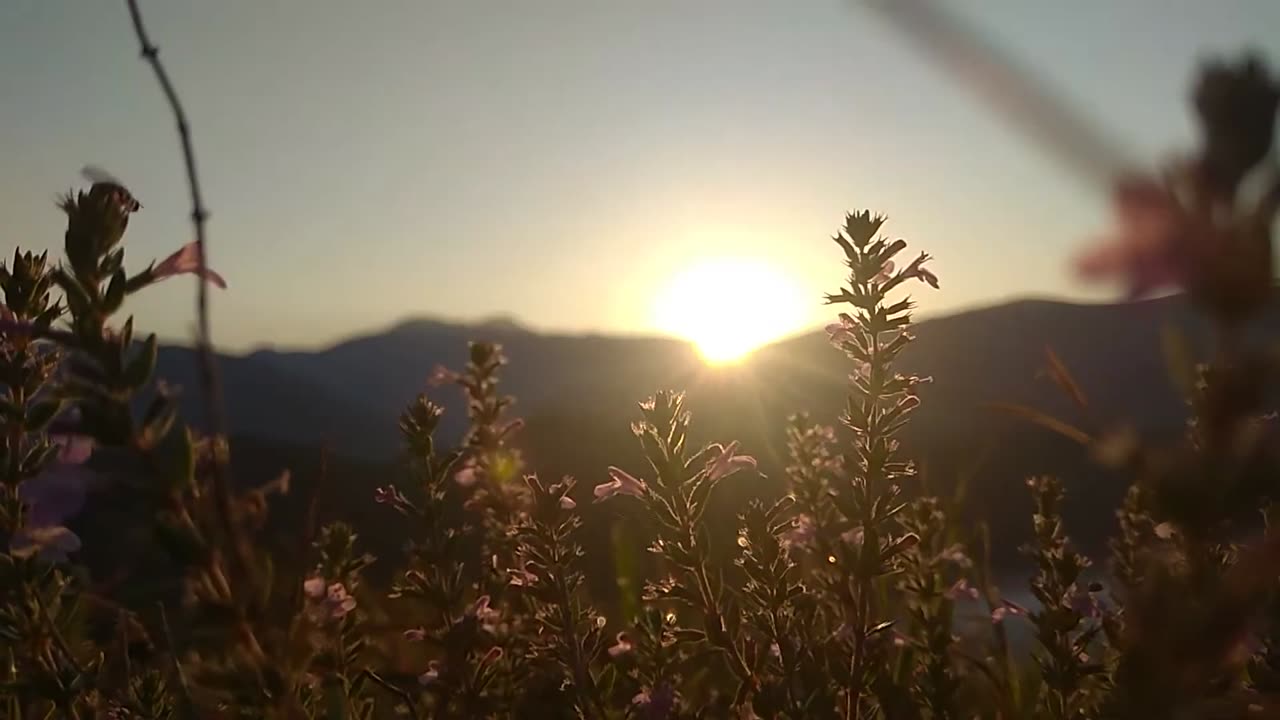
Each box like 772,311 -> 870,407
25,398 -> 64,432
122,333 -> 158,390
103,268 -> 127,314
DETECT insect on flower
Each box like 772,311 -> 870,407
82,165 -> 143,216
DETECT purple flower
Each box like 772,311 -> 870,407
594,467 -> 647,502
705,441 -> 756,481
152,241 -> 227,289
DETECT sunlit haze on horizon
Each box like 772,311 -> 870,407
3,1 -> 1279,354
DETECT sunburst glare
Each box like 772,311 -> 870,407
652,258 -> 811,365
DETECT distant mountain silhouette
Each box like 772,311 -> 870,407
149,293 -> 1280,572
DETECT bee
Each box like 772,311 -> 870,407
81,165 -> 143,215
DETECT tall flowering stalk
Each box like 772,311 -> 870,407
0,249 -> 94,717
510,475 -> 610,718
1020,476 -> 1104,719
381,375 -> 519,716
599,391 -> 759,712
822,210 -> 938,717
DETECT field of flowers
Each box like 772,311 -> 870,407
2,11 -> 1280,720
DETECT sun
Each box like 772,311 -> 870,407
653,258 -> 811,365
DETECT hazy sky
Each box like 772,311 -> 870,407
3,1 -> 1278,352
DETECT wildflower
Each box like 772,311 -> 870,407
1154,522 -> 1176,540
403,627 -> 427,642
151,241 -> 227,289
607,631 -> 633,658
453,456 -> 481,487
469,595 -> 501,633
303,576 -> 326,599
944,578 -> 980,601
991,598 -> 1029,624
938,543 -> 973,569
632,683 -> 677,718
508,563 -> 539,588
427,364 -> 457,387
1075,176 -> 1192,299
373,486 -> 393,504
325,582 -> 357,619
705,441 -> 757,481
781,514 -> 816,551
873,260 -> 895,284
594,466 -> 647,501
900,252 -> 939,289
1067,585 -> 1102,618
825,321 -> 856,346
418,660 -> 441,685
559,494 -> 577,510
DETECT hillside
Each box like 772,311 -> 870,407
145,293 -> 1280,572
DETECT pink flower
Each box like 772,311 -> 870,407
874,260 -> 895,284
608,631 -> 634,658
469,595 -> 501,632
1075,175 -> 1195,299
303,576 -> 326,599
900,252 -> 939,289
559,495 -> 577,510
508,563 -> 539,588
594,467 -> 647,502
454,457 -> 480,487
1154,522 -> 1176,540
324,582 -> 357,619
705,441 -> 756,481
418,660 -> 441,685
938,544 -> 973,569
944,578 -> 980,601
152,241 -> 227,289
991,598 -> 1029,624
781,514 -> 816,551
825,322 -> 855,345
427,364 -> 457,387
403,627 -> 427,642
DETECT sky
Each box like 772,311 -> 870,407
2,1 -> 1279,353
